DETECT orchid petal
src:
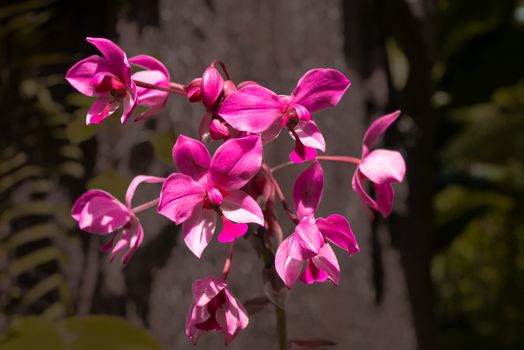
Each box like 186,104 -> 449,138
125,175 -> 165,208
182,208 -> 217,258
73,191 -> 130,234
294,120 -> 326,151
86,37 -> 129,80
351,171 -> 378,212
65,55 -> 112,96
209,135 -> 262,190
218,289 -> 249,345
375,182 -> 395,217
172,135 -> 211,181
275,236 -> 304,289
290,68 -> 350,112
293,161 -> 323,217
300,260 -> 329,285
289,142 -> 317,164
310,244 -> 340,285
157,173 -> 205,224
121,218 -> 144,264
316,214 -> 359,254
86,95 -> 118,125
288,216 -> 325,260
192,277 -> 227,307
217,217 -> 248,243
131,70 -> 169,105
201,65 -> 224,108
221,190 -> 264,226
359,149 -> 406,184
120,84 -> 138,124
129,54 -> 169,78
362,110 -> 401,155
219,85 -> 284,133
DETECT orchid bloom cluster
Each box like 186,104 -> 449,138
67,37 -> 406,345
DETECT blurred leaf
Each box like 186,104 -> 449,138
65,115 -> 99,144
149,131 -> 176,165
0,316 -> 168,350
87,169 -> 131,202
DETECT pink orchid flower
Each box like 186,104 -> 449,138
219,68 -> 350,163
275,161 -> 359,288
157,135 -> 264,258
129,55 -> 170,121
71,176 -> 164,263
352,110 -> 406,217
66,37 -> 138,125
186,276 -> 249,345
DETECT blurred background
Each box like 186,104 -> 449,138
1,0 -> 524,349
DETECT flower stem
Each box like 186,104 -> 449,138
131,198 -> 159,214
271,155 -> 361,173
221,242 -> 235,280
262,163 -> 299,225
133,79 -> 186,95
212,59 -> 232,80
275,305 -> 287,350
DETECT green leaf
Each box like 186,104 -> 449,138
87,169 -> 131,202
65,115 -> 99,145
0,317 -> 64,350
149,131 -> 177,165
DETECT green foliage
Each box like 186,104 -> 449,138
433,1 -> 524,348
0,316 -> 168,350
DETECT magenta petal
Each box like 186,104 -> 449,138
316,214 -> 359,254
120,85 -> 138,124
311,243 -> 340,285
294,121 -> 326,152
288,216 -> 325,260
221,190 -> 264,226
172,135 -> 211,182
352,170 -> 378,212
73,191 -> 130,234
209,135 -> 262,190
375,182 -> 395,217
275,236 -> 304,289
132,70 -> 169,104
186,303 -> 207,345
219,85 -> 284,133
293,161 -> 323,218
72,190 -> 115,220
66,55 -> 112,96
217,289 -> 249,345
182,208 -> 217,258
125,175 -> 165,208
157,173 -> 205,224
121,217 -> 144,263
217,217 -> 248,243
129,54 -> 170,78
192,277 -> 227,307
289,140 -> 318,164
359,149 -> 406,184
300,260 -> 329,285
86,96 -> 118,125
198,112 -> 213,141
290,68 -> 350,113
86,37 -> 129,80
362,110 -> 401,155
201,65 -> 224,108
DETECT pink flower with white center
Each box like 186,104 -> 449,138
186,277 -> 249,345
71,175 -> 164,263
275,161 -> 359,288
129,55 -> 170,121
219,68 -> 350,163
66,37 -> 138,125
157,135 -> 265,258
352,110 -> 406,217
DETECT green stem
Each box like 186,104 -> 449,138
275,306 -> 287,350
